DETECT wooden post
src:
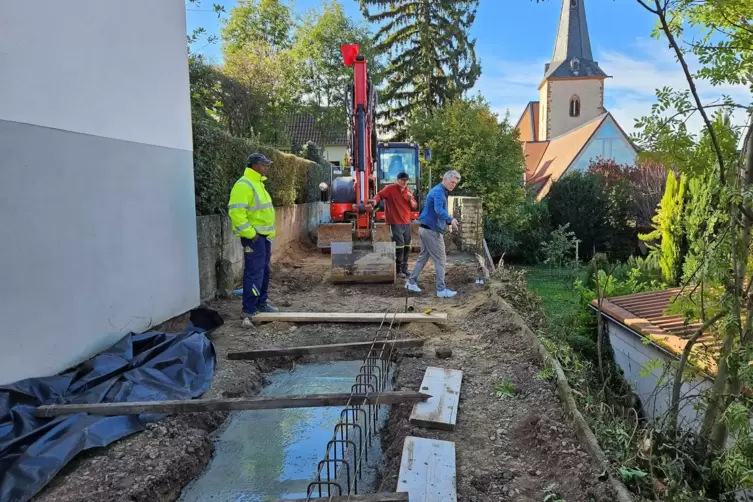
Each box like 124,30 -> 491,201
227,339 -> 425,360
34,391 -> 431,418
249,312 -> 447,324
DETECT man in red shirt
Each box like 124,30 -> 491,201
370,172 -> 418,278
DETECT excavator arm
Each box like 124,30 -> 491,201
320,44 -> 396,283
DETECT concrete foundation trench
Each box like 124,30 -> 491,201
179,330 -> 398,501
32,250 -> 619,502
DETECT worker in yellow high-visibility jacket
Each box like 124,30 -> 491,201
228,153 -> 278,324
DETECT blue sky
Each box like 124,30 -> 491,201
186,0 -> 749,138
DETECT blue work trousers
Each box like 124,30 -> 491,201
240,235 -> 271,314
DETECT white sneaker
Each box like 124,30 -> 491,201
405,281 -> 422,293
437,288 -> 457,298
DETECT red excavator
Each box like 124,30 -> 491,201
317,44 -> 425,283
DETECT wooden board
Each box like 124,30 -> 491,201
250,312 -> 447,324
34,391 -> 430,417
276,494 -> 408,501
409,366 -> 463,431
227,338 -> 426,360
397,436 -> 456,502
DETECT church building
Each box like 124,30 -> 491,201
515,0 -> 638,200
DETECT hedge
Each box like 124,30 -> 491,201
192,120 -> 331,216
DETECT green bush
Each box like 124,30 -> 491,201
192,120 -> 332,215
298,141 -> 332,203
484,197 -> 551,263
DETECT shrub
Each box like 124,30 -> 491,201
548,170 -> 639,261
547,172 -> 610,259
484,197 -> 551,263
298,141 -> 332,203
192,120 -> 331,215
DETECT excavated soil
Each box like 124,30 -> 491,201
32,241 -> 613,502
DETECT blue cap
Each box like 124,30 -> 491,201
247,153 -> 272,167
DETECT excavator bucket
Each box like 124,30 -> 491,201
329,225 -> 396,283
317,223 -> 352,250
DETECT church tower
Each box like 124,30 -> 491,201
538,0 -> 609,141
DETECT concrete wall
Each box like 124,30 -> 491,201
196,202 -> 329,300
604,318 -> 712,433
448,196 -> 484,254
0,0 -> 198,385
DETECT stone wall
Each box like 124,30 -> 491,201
196,202 -> 329,301
448,196 -> 484,254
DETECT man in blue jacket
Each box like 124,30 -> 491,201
405,170 -> 461,298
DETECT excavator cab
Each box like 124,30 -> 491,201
374,143 -> 423,251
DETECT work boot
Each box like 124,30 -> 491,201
397,271 -> 407,279
436,288 -> 457,298
258,303 -> 279,313
240,311 -> 257,328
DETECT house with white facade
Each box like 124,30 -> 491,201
0,0 -> 199,385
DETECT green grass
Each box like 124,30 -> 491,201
516,265 -> 582,321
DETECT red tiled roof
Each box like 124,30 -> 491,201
285,113 -> 348,148
529,113 -> 608,200
593,288 -> 721,376
522,141 -> 549,180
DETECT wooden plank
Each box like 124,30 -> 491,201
250,312 -> 447,324
275,493 -> 408,501
34,391 -> 431,418
409,366 -> 463,431
397,436 -> 456,502
227,338 -> 426,360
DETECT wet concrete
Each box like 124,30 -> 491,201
179,360 -> 390,501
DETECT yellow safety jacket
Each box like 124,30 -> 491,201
227,168 -> 276,240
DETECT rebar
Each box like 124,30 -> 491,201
304,308 -> 407,501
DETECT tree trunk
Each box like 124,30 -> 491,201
670,311 -> 725,436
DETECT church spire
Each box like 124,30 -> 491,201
544,0 -> 607,79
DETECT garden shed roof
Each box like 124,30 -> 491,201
592,288 -> 721,377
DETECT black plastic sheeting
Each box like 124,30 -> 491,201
0,308 -> 223,502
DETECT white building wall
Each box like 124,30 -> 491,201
547,78 -> 604,139
605,319 -> 712,433
323,145 -> 347,165
568,116 -> 638,173
0,0 -> 199,385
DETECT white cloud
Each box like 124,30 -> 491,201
475,38 -> 751,141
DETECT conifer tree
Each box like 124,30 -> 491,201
356,0 -> 481,137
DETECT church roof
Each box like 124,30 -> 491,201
523,113 -> 610,199
543,0 -> 608,80
522,140 -> 548,180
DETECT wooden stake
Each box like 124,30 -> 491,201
227,339 -> 426,360
34,391 -> 431,417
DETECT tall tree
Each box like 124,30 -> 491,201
357,0 -> 482,137
291,1 -> 382,150
220,0 -> 294,54
213,0 -> 301,143
409,95 -> 525,224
